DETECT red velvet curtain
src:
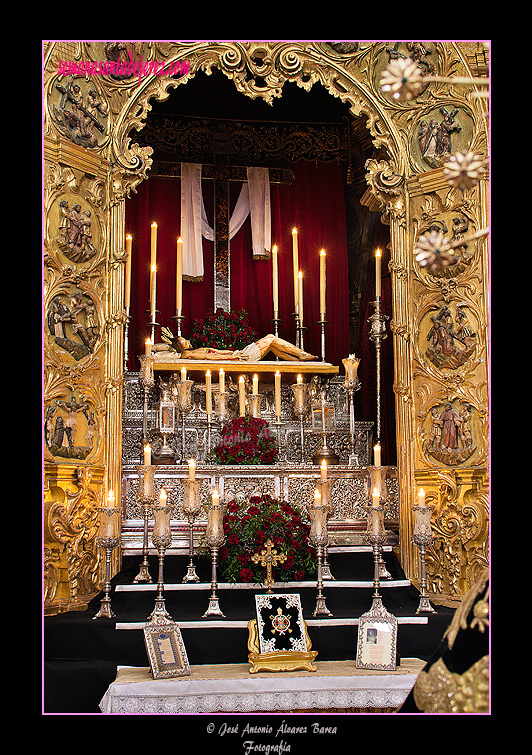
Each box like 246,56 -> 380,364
125,160 -> 350,370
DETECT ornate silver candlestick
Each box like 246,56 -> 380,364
134,464 -> 156,583
365,504 -> 388,612
93,495 -> 121,619
124,307 -> 131,372
368,297 -> 389,447
203,493 -> 226,618
342,355 -> 361,465
309,494 -> 333,617
172,310 -> 185,338
317,478 -> 335,580
139,353 -> 155,450
412,502 -> 437,614
156,377 -> 177,464
147,489 -> 174,621
182,478 -> 203,583
291,380 -> 309,463
317,318 -> 328,362
367,467 -> 391,579
311,384 -> 339,466
146,310 -> 159,351
174,377 -> 194,463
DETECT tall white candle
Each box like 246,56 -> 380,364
176,236 -> 183,313
150,222 -> 157,270
298,270 -> 304,324
320,460 -> 328,481
374,444 -> 381,467
372,487 -> 380,508
239,376 -> 246,416
125,235 -> 132,308
375,248 -> 382,298
272,244 -> 279,315
150,264 -> 157,321
275,370 -> 281,418
181,366 -> 187,381
144,444 -> 152,465
292,228 -> 299,314
418,488 -> 426,507
219,368 -> 225,394
252,373 -> 259,395
205,370 -> 212,416
319,249 -> 326,318
188,459 -> 196,481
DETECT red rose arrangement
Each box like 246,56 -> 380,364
189,308 -> 258,351
212,416 -> 278,465
217,494 -> 317,584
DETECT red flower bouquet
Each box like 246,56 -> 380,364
212,416 -> 278,465
189,308 -> 258,351
216,494 -> 317,584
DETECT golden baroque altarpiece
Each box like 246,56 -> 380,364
43,41 -> 489,615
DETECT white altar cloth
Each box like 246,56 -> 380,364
99,658 -> 424,714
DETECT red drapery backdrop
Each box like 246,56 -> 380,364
125,160 -> 350,370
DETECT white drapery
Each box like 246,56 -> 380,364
180,163 -> 271,279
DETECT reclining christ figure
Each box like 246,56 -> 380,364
154,330 -> 319,362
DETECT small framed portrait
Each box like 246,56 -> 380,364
143,620 -> 191,679
356,610 -> 398,671
255,594 -> 308,655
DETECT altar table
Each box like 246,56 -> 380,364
99,658 -> 424,714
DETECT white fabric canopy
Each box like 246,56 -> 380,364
180,163 -> 271,279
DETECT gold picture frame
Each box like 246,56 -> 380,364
143,618 -> 191,679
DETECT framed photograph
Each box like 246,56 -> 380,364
143,619 -> 191,679
356,609 -> 398,671
255,593 -> 308,655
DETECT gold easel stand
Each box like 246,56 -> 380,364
247,619 -> 318,674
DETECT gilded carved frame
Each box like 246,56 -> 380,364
43,41 -> 489,611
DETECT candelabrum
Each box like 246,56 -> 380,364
309,501 -> 333,617
311,384 -> 339,466
342,356 -> 361,465
317,478 -> 335,580
368,298 -> 389,446
134,465 -> 156,583
291,381 -> 309,463
365,504 -> 388,613
139,354 -> 155,449
203,496 -> 226,618
175,378 -> 194,463
367,467 -> 391,579
412,505 -> 437,614
92,501 -> 121,619
147,493 -> 174,621
181,479 -> 203,583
